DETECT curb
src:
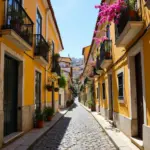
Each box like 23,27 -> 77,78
27,103 -> 74,150
80,103 -> 119,150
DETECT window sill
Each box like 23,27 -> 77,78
118,99 -> 125,104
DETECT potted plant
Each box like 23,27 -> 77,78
54,87 -> 59,92
87,99 -> 93,109
128,0 -> 137,18
35,110 -> 44,128
54,53 -> 60,61
105,51 -> 111,59
43,107 -> 54,121
66,100 -> 73,107
45,84 -> 53,91
58,75 -> 66,88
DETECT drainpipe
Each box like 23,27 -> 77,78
52,81 -> 55,112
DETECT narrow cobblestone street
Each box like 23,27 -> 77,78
32,99 -> 117,150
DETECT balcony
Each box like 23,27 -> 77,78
100,40 -> 112,69
52,59 -> 61,77
34,34 -> 49,65
115,1 -> 144,47
1,0 -> 33,51
95,56 -> 103,75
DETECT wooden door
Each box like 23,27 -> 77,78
108,74 -> 113,120
4,55 -> 18,136
35,71 -> 41,111
135,53 -> 144,139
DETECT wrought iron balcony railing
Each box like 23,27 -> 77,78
51,56 -> 61,76
52,64 -> 61,76
34,34 -> 49,62
99,40 -> 112,66
2,0 -> 34,46
115,0 -> 141,40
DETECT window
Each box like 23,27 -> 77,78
106,25 -> 110,39
97,87 -> 99,99
59,94 -> 61,105
36,9 -> 42,34
17,0 -> 22,5
118,72 -> 124,100
98,83 -> 100,99
102,82 -> 106,99
51,41 -> 55,55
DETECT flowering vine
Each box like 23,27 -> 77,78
94,0 -> 126,45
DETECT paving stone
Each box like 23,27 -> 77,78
32,100 -> 117,150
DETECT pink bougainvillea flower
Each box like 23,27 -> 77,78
94,0 -> 127,44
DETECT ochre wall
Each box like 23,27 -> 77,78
83,46 -> 91,63
0,0 -> 62,108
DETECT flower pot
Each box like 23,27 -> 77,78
105,52 -> 111,59
47,87 -> 52,91
128,10 -> 137,20
54,88 -> 59,92
37,120 -> 44,128
47,116 -> 53,121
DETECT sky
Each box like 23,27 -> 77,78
51,0 -> 100,58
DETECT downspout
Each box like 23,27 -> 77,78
45,9 -> 49,107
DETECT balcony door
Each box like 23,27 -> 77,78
36,9 -> 42,35
135,53 -> 144,139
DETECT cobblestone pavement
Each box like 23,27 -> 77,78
32,100 -> 117,150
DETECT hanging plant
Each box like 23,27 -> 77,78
54,87 -> 59,92
58,75 -> 67,88
45,84 -> 53,91
54,53 -> 60,62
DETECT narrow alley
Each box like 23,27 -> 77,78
32,99 -> 116,150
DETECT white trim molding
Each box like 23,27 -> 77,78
116,67 -> 125,103
34,67 -> 42,110
128,40 -> 147,125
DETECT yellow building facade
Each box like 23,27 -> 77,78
81,0 -> 150,149
0,0 -> 63,147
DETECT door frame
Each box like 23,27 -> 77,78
108,73 -> 113,120
0,43 -> 24,136
128,40 -> 147,137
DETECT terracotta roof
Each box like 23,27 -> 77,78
59,57 -> 72,63
47,0 -> 64,50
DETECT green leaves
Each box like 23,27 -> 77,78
59,75 -> 67,88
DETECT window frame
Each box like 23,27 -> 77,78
117,68 -> 124,103
36,9 -> 42,35
102,82 -> 106,100
97,87 -> 99,99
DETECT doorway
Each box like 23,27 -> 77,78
108,74 -> 113,120
135,53 -> 144,139
4,55 -> 18,136
35,71 -> 41,111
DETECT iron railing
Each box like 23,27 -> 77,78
98,40 -> 112,66
2,0 -> 34,46
34,34 -> 49,62
115,0 -> 140,39
51,56 -> 61,76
